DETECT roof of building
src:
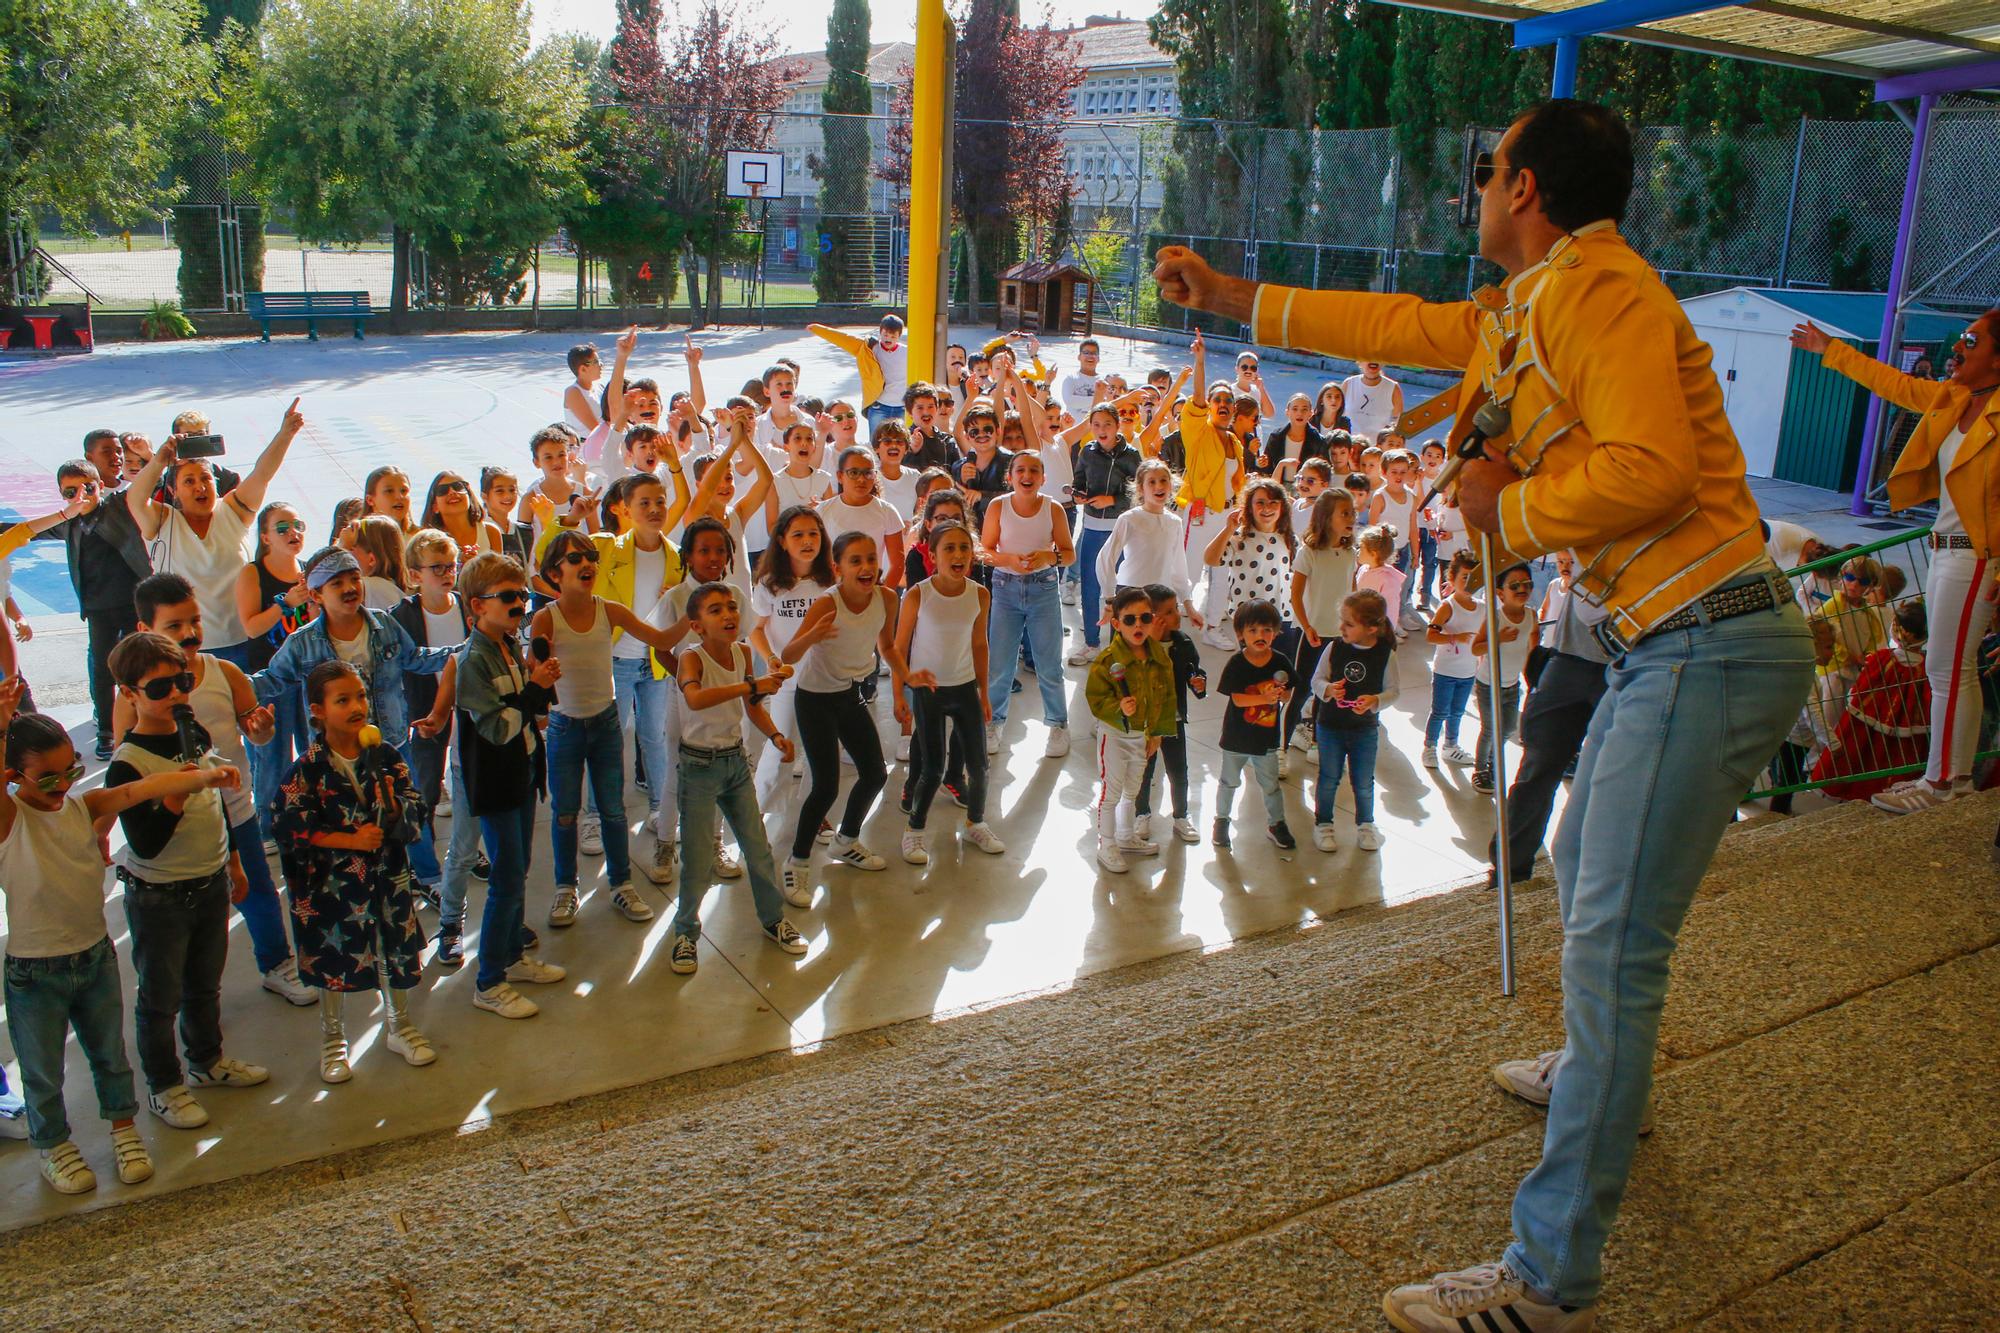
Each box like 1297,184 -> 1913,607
780,40 -> 917,90
1055,19 -> 1173,71
1680,287 -> 1966,344
1000,260 -> 1095,283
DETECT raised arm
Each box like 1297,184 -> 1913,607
734,430 -> 776,528
1799,324 -> 1956,416
684,335 -> 708,416
126,439 -> 176,540
605,326 -> 636,433
227,398 -> 305,515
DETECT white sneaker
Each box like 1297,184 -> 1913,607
1277,749 -> 1289,779
896,734 -> 912,762
763,918 -> 809,955
110,1124 -> 153,1184
901,829 -> 929,864
146,1085 -> 208,1130
781,859 -> 814,908
1116,834 -> 1160,856
670,934 -> 699,974
1096,842 -> 1129,874
434,798 -> 452,819
1133,813 -> 1151,839
548,885 -> 580,928
1064,647 -> 1095,667
1356,823 -> 1385,851
261,958 -> 317,1006
39,1142 -> 96,1195
473,983 -> 538,1019
642,838 -> 676,885
1060,581 -> 1079,606
187,1057 -> 268,1089
578,812 -> 603,856
610,883 -> 653,922
831,836 -> 886,870
1381,1260 -> 1595,1333
1442,744 -> 1476,765
1173,817 -> 1199,843
1871,777 -> 1968,814
1314,822 -> 1339,851
962,822 -> 1006,855
386,1024 -> 438,1067
1044,725 -> 1070,759
1422,746 -> 1439,770
714,831 -> 742,879
504,957 -> 566,985
0,1105 -> 28,1140
1495,1050 -> 1652,1134
1290,722 -> 1314,752
986,723 -> 1001,755
814,820 -> 834,845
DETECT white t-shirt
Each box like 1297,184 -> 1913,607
1293,542 -> 1357,637
1933,425 -> 1967,536
751,578 -> 831,660
821,495 -> 903,575
874,342 -> 909,407
0,794 -> 112,957
1041,438 -> 1075,495
364,575 -> 404,612
152,502 -> 255,648
771,467 -> 834,513
755,409 -> 805,452
421,603 -> 466,650
1342,373 -> 1403,444
615,543 -> 672,660
331,622 -> 371,669
879,466 -> 920,519
1058,371 -> 1101,421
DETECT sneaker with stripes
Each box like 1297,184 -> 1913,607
1382,1260 -> 1596,1332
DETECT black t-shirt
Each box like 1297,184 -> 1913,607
1158,430 -> 1186,475
956,448 -> 1016,520
1217,649 -> 1289,754
1317,637 -> 1394,731
906,428 -> 957,472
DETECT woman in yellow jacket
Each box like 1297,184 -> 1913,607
1794,309 -> 2000,812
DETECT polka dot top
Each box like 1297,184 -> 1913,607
1223,529 -> 1294,621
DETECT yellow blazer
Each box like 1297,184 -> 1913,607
1824,339 -> 2000,557
532,524 -> 685,679
1251,222 -> 1767,645
808,325 -> 887,409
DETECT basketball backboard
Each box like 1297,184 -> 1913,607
725,151 -> 785,200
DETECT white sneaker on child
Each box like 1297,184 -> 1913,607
1422,746 -> 1440,770
1356,823 -> 1385,851
962,822 -> 1006,855
1044,726 -> 1070,759
578,813 -> 603,856
1096,842 -> 1129,874
1314,823 -> 1339,852
832,836 -> 886,870
901,829 -> 929,865
504,957 -> 566,985
1116,835 -> 1160,856
781,859 -> 815,908
188,1057 -> 268,1089
110,1124 -> 153,1184
896,734 -> 912,762
1173,817 -> 1199,844
146,1086 -> 208,1130
39,1142 -> 95,1195
1442,744 -> 1476,765
473,983 -> 538,1020
261,958 -> 316,1006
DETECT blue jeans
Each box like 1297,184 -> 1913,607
550,704 -> 631,887
432,757 -> 481,929
1076,523 -> 1113,648
1313,722 -> 1379,825
1217,749 -> 1284,825
987,568 -> 1068,727
227,814 -> 293,974
1425,673 -> 1476,747
863,402 -> 901,440
613,655 -> 673,840
5,938 -> 136,1149
672,744 -> 786,940
474,801 -> 537,991
1504,596 -> 1812,1304
249,687 -> 309,836
1418,529 -> 1438,603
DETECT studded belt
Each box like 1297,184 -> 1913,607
1929,533 -> 1974,550
1592,572 -> 1786,658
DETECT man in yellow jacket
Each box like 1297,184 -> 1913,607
1158,100 -> 1814,1332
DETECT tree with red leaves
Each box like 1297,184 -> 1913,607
881,0 -> 1084,322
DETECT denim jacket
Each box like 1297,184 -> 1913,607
252,609 -> 452,748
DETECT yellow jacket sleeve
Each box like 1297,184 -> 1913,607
809,325 -> 884,406
0,521 -> 36,563
1823,338 -> 1956,416
1496,270 -> 1701,559
1175,403 -> 1228,509
1251,286 -> 1480,373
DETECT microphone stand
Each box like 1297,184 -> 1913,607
1477,528 -> 1516,999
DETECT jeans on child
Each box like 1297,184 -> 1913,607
1313,722 -> 1379,825
1076,523 -> 1114,648
1216,749 -> 1284,824
249,687 -> 309,835
474,802 -> 536,992
5,938 -> 136,1149
1473,680 -> 1522,783
672,744 -> 786,941
1418,528 -> 1438,603
228,814 -> 294,974
987,568 -> 1069,727
1095,728 -> 1149,844
549,704 -> 632,887
1426,673 -> 1476,747
433,757 -> 480,930
123,869 -> 231,1093
1504,597 -> 1812,1305
613,655 -> 674,840
863,402 -> 901,440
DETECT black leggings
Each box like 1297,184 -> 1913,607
908,681 -> 988,828
1285,633 -> 1330,737
1136,725 -> 1188,819
792,684 -> 887,860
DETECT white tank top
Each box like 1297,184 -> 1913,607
1431,597 -> 1483,680
564,377 -> 595,436
1375,485 -> 1419,545
153,504 -> 255,648
189,654 -> 255,826
549,597 -> 616,717
680,641 -> 751,749
908,578 -> 979,687
994,493 -> 1051,558
795,588 -> 886,692
114,738 -> 230,883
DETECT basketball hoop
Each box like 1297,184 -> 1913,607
724,151 -> 785,201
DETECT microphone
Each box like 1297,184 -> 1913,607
1272,669 -> 1291,699
1419,398 -> 1511,511
171,704 -> 202,765
1108,660 -> 1132,731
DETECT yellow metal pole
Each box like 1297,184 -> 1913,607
907,0 -> 953,383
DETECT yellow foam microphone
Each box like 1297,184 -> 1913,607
357,724 -> 383,750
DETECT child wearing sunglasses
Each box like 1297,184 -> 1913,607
0,683 -> 242,1194
1084,587 -> 1176,875
1309,589 -> 1397,852
105,632 -> 271,1134
529,529 -> 688,930
390,529 -> 477,945
1470,562 -> 1539,795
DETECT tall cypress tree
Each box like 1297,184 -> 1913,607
815,0 -> 872,302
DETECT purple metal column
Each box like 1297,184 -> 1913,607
1850,92 -> 1936,515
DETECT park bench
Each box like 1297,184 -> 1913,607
245,290 -> 375,342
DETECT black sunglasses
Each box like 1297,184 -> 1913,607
477,588 -> 530,604
138,672 -> 196,700
434,480 -> 468,495
61,482 -> 98,499
1472,151 -> 1514,191
1119,611 -> 1155,626
559,550 -> 600,567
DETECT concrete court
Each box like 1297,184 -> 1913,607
0,324 -> 1525,1232
0,790 -> 1992,1330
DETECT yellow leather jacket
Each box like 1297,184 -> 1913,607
1251,222 -> 1769,645
1824,339 -> 2000,559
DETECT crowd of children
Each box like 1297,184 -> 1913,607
0,319 -> 1686,1198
